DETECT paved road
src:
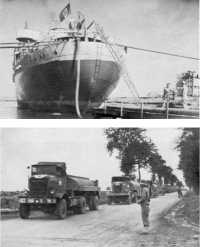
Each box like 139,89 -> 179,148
1,193 -> 180,247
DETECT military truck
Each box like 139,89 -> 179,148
107,176 -> 141,204
19,162 -> 99,219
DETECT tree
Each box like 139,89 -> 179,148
105,128 -> 180,185
105,128 -> 157,180
148,152 -> 166,185
176,128 -> 199,193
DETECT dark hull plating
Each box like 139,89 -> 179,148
15,60 -> 120,113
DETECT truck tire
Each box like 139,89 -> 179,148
56,199 -> 67,219
89,196 -> 98,210
19,204 -> 30,219
75,197 -> 87,214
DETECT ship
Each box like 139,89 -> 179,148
12,9 -> 124,116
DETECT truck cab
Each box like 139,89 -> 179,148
107,176 -> 141,204
29,162 -> 67,198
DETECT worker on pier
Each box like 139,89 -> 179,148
162,83 -> 173,108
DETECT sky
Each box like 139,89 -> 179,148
0,128 -> 183,191
0,0 -> 198,98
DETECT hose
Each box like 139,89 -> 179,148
75,41 -> 82,118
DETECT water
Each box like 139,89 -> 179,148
0,100 -> 93,119
0,100 -> 198,119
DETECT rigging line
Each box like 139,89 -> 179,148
113,43 -> 200,61
0,42 -> 18,45
1,40 -> 199,60
0,46 -> 20,49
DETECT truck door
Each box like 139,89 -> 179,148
56,167 -> 66,195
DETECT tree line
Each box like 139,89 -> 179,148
176,128 -> 199,194
104,128 -> 180,186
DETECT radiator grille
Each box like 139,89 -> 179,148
29,179 -> 47,197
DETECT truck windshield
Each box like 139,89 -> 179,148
32,165 -> 57,175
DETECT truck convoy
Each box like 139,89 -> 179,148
107,176 -> 141,204
19,162 -> 99,219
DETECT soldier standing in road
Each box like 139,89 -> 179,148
137,183 -> 151,234
177,185 -> 183,198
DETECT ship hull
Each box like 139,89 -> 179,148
14,41 -> 122,114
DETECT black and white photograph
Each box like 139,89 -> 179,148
0,0 -> 199,119
0,0 -> 199,246
0,128 -> 199,246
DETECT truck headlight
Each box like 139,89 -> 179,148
58,180 -> 62,186
28,198 -> 34,203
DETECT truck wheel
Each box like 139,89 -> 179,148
89,196 -> 98,210
56,199 -> 67,219
19,204 -> 30,219
75,197 -> 87,214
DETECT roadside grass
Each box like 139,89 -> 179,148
177,191 -> 199,226
135,191 -> 200,247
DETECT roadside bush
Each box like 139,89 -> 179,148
0,196 -> 19,209
180,192 -> 199,225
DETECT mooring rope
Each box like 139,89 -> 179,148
75,40 -> 82,118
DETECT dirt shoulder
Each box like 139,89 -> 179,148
134,192 -> 199,247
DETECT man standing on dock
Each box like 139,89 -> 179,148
162,83 -> 171,106
162,83 -> 175,108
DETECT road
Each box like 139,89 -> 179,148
1,193 -> 180,247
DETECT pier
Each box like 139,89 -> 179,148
91,101 -> 199,119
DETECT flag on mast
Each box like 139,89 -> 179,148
59,2 -> 71,22
77,11 -> 85,30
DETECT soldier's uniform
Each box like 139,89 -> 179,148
138,184 -> 150,232
162,83 -> 172,108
